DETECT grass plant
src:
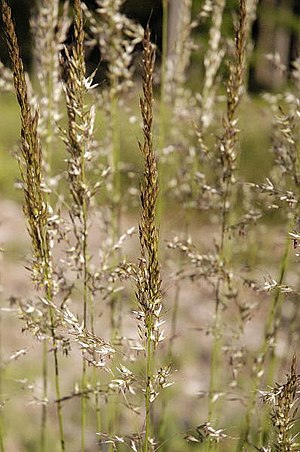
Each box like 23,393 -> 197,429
0,0 -> 299,451
1,1 -> 65,450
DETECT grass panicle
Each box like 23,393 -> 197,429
260,356 -> 300,451
1,1 -> 300,451
1,0 -> 65,450
60,0 -> 94,449
137,26 -> 162,452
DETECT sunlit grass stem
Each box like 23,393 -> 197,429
1,1 -> 65,449
61,0 -> 91,449
208,0 -> 247,427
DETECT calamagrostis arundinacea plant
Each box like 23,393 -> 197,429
31,2 -> 67,447
1,0 -> 65,449
200,0 -> 225,131
31,0 -> 67,176
243,70 -> 300,445
138,26 -> 163,452
208,0 -> 248,423
260,356 -> 300,451
82,0 -> 144,338
60,0 -> 95,449
61,0 -> 96,330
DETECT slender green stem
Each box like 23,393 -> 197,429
80,86 -> 89,452
110,80 -> 121,337
208,179 -> 230,423
44,245 -> 64,451
208,0 -> 247,424
94,369 -> 102,438
107,77 -> 122,452
239,228 -> 291,449
81,273 -> 88,452
42,232 -> 65,452
53,339 -> 65,452
40,340 -> 48,452
47,285 -> 65,451
259,233 -> 290,446
81,361 -> 87,452
144,328 -> 153,452
169,281 -> 180,359
158,275 -> 181,451
40,7 -> 56,444
111,80 -> 121,213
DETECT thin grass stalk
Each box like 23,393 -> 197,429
108,87 -> 123,452
238,228 -> 291,450
208,0 -> 247,426
263,106 -> 300,392
1,2 -> 65,449
156,3 -> 173,442
111,74 -> 121,242
40,340 -> 48,452
82,0 -> 144,348
157,270 -> 180,450
159,236 -> 189,448
107,72 -> 122,452
107,23 -> 123,450
101,3 -> 123,343
109,80 -> 122,352
105,11 -> 124,439
156,4 -> 169,443
108,10 -> 122,248
260,243 -> 290,446
61,0 -> 91,449
138,27 -> 162,452
32,2 -> 61,446
240,104 -> 300,448
264,237 -> 290,385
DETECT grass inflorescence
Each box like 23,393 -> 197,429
0,0 -> 299,451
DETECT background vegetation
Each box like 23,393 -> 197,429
0,1 -> 299,451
